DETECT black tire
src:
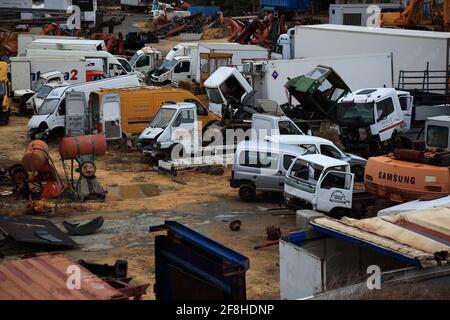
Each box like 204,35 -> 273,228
0,110 -> 9,125
239,184 -> 256,202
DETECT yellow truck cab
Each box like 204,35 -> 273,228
0,62 -> 12,124
89,86 -> 220,140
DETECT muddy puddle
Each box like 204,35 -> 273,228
107,183 -> 161,200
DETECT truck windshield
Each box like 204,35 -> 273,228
206,88 -> 224,104
157,59 -> 177,72
0,81 -> 5,95
129,52 -> 139,67
37,85 -> 55,99
37,98 -> 59,115
149,108 -> 177,128
336,102 -> 375,125
427,125 -> 449,149
32,77 -> 47,92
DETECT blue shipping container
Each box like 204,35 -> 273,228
260,0 -> 310,10
188,6 -> 220,17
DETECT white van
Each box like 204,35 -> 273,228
27,75 -> 141,139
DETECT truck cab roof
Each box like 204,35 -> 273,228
236,140 -> 307,156
339,88 -> 408,103
296,154 -> 350,170
160,102 -> 196,110
40,71 -> 63,79
427,115 -> 450,123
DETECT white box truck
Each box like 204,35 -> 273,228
244,53 -> 394,107
278,24 -> 450,88
328,3 -> 403,26
17,34 -> 81,53
27,74 -> 141,139
10,56 -> 89,105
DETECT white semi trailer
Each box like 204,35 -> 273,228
276,24 -> 450,89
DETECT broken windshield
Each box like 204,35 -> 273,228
206,88 -> 224,104
37,98 -> 59,115
32,77 -> 47,92
148,108 -> 177,129
157,59 -> 177,72
336,101 -> 375,125
37,85 -> 55,99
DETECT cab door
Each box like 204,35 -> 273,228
172,61 -> 191,81
171,108 -> 196,154
316,170 -> 354,213
184,99 -> 211,128
374,96 -> 398,142
101,93 -> 122,140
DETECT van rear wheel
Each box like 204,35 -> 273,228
239,184 -> 256,202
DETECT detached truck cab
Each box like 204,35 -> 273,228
284,154 -> 355,215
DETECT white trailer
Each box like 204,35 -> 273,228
195,43 -> 269,83
244,53 -> 393,106
292,24 -> 450,87
18,39 -> 106,56
17,34 -> 81,53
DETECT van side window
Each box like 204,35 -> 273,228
58,100 -> 66,116
301,144 -> 318,154
181,109 -> 194,123
185,99 -> 208,116
239,151 -> 278,169
283,155 -> 296,170
376,97 -> 394,120
399,96 -> 411,111
320,145 -> 342,159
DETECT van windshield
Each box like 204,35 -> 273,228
129,52 -> 140,67
37,85 -> 55,98
336,101 -> 375,125
38,98 -> 59,115
148,108 -> 177,128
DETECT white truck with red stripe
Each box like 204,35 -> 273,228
336,87 -> 450,154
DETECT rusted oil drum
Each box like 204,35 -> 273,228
59,134 -> 107,160
22,140 -> 50,172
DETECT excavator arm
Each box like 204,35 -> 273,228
381,0 -> 434,28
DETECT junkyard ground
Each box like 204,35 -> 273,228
0,116 -> 297,299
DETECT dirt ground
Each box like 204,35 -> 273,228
0,116 -> 297,299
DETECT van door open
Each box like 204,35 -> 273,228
102,93 -> 122,140
65,91 -> 87,137
316,170 -> 353,213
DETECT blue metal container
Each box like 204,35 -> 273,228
260,0 -> 310,10
188,5 -> 220,17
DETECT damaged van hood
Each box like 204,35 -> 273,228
139,127 -> 164,140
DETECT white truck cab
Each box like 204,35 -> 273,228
138,102 -> 200,159
150,56 -> 192,84
128,47 -> 163,74
204,66 -> 254,115
251,113 -> 304,139
284,154 -> 354,214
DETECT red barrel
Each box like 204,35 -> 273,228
22,140 -> 50,173
59,134 -> 107,160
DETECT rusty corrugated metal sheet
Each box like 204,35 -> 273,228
0,253 -> 125,300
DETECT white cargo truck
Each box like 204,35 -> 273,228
277,24 -> 450,87
127,46 -> 163,74
17,34 -> 81,53
10,56 -> 88,105
328,3 -> 403,26
243,53 -> 394,107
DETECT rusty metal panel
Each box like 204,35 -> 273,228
0,253 -> 125,300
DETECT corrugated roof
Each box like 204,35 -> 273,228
311,207 -> 450,268
0,253 -> 125,300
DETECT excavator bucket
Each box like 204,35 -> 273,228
284,65 -> 351,120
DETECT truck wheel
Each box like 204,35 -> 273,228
0,110 -> 9,125
239,184 -> 256,202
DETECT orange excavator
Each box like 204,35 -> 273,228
364,116 -> 450,203
381,0 -> 450,31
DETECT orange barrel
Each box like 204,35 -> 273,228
59,134 -> 107,160
22,140 -> 49,172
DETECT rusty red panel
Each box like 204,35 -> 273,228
0,253 -> 125,300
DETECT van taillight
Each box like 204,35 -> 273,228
97,122 -> 103,133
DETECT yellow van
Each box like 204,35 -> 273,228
0,62 -> 12,125
89,86 -> 220,140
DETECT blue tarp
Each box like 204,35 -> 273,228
188,5 -> 220,17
